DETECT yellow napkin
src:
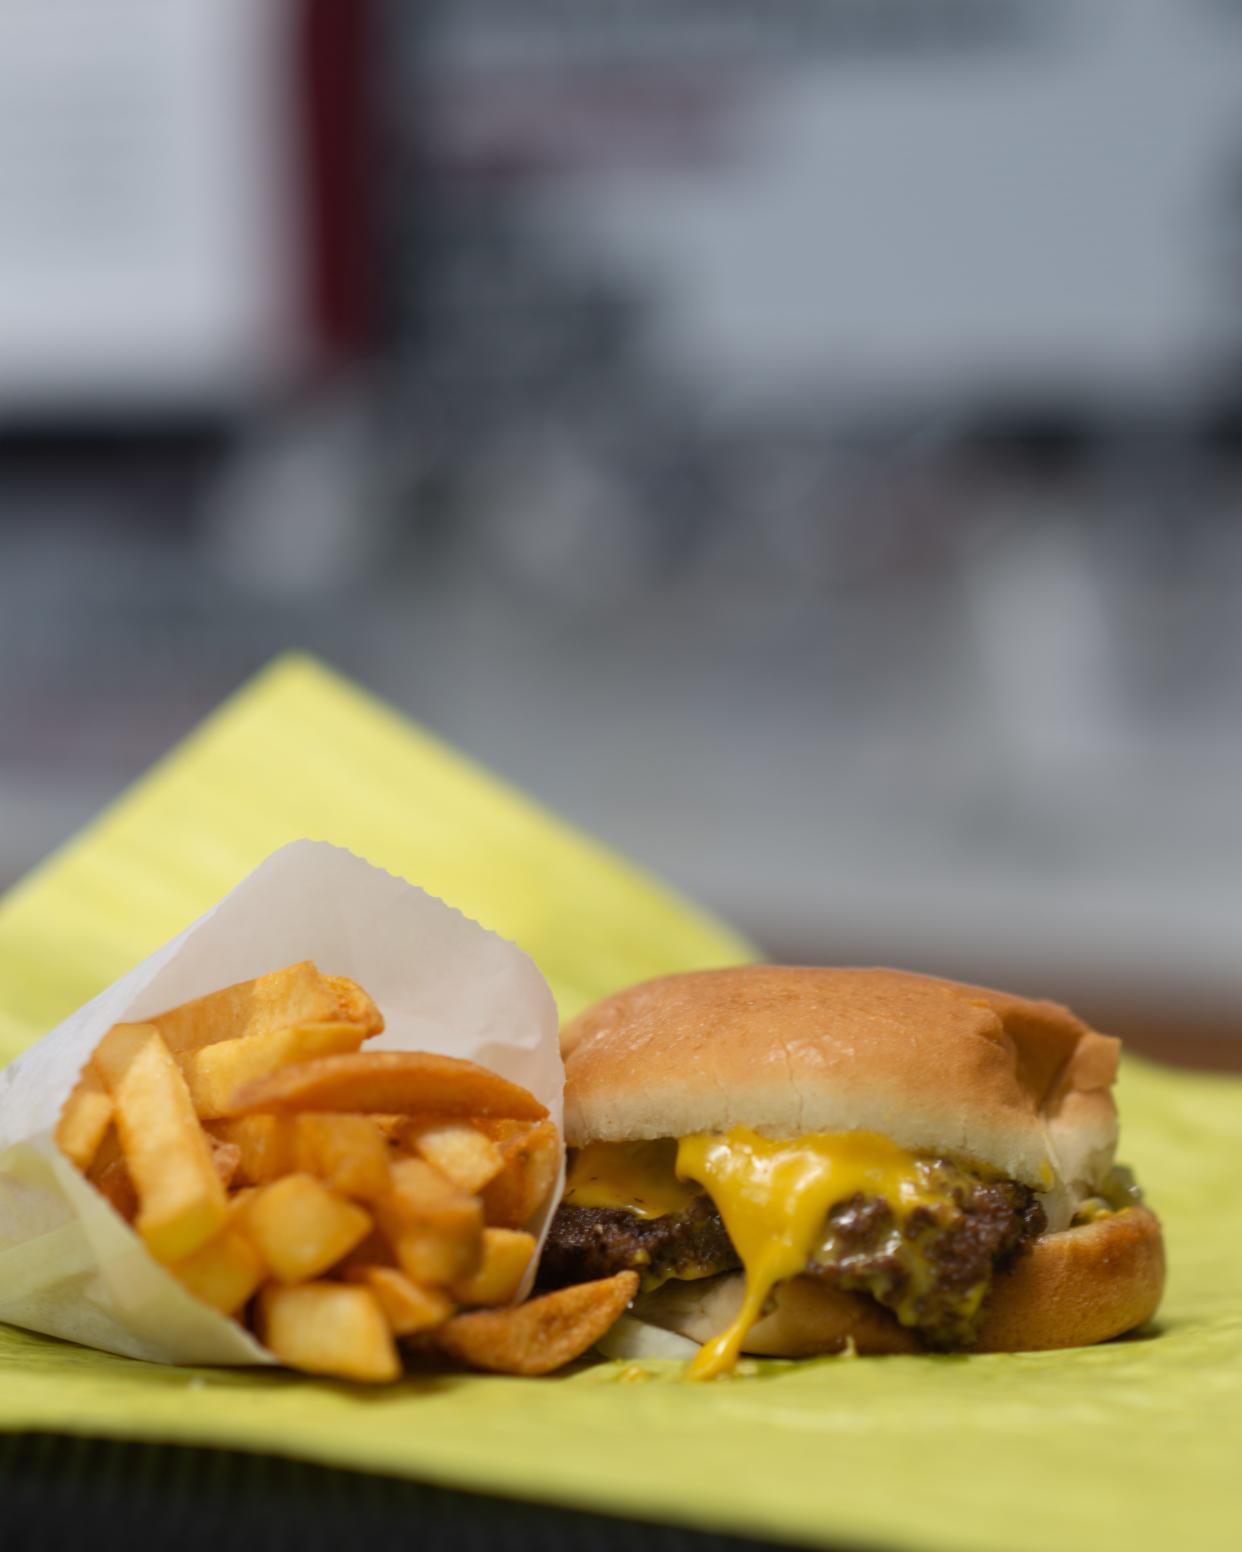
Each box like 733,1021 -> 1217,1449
0,655 -> 1239,1552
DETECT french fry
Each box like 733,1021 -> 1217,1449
324,975 -> 385,1032
93,1022 -> 227,1262
89,1110 -> 236,1223
423,1272 -> 638,1376
179,1022 -> 368,1120
241,1173 -> 372,1283
374,1157 -> 483,1287
452,1228 -> 536,1307
225,1051 -> 548,1122
334,1225 -> 398,1275
64,962 -> 559,1384
167,1228 -> 264,1316
258,1283 -> 399,1384
205,1116 -> 299,1186
480,1119 -> 561,1228
137,962 -> 383,1056
93,1153 -> 139,1223
403,1120 -> 504,1195
346,1265 -> 454,1336
294,1114 -> 390,1200
370,1115 -> 407,1145
55,1063 -> 113,1172
471,1119 -> 528,1141
83,1129 -> 127,1185
208,1137 -> 242,1189
228,1186 -> 258,1221
85,1122 -> 122,1175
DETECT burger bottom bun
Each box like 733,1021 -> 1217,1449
638,1207 -> 1164,1357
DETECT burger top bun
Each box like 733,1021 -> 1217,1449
561,966 -> 1120,1201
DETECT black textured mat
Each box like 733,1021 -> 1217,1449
0,1432 -> 788,1552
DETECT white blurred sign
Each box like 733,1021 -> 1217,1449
0,0 -> 308,416
436,0 -> 1242,416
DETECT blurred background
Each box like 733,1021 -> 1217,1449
1,0 -> 1240,1063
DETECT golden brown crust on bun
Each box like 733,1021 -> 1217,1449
562,966 -> 1119,1197
638,1207 -> 1164,1357
974,1205 -> 1165,1351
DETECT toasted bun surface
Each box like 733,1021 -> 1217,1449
562,966 -> 1120,1197
638,1207 -> 1164,1357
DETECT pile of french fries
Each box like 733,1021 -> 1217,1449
56,961 -> 634,1381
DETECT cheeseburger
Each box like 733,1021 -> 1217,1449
539,967 -> 1163,1377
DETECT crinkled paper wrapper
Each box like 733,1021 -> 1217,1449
0,841 -> 563,1367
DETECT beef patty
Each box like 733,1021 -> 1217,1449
806,1169 -> 1045,1346
539,1194 -> 737,1292
539,1162 -> 1045,1349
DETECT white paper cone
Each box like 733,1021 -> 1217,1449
0,842 -> 563,1366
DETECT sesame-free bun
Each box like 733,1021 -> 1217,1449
562,967 -> 1121,1201
638,1207 -> 1164,1357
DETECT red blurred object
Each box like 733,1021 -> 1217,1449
300,0 -> 375,363
0,0 -> 376,423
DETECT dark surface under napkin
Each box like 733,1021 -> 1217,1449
0,1433 -> 775,1552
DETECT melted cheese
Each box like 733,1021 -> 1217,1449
564,1139 -> 701,1220
675,1127 -> 934,1380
